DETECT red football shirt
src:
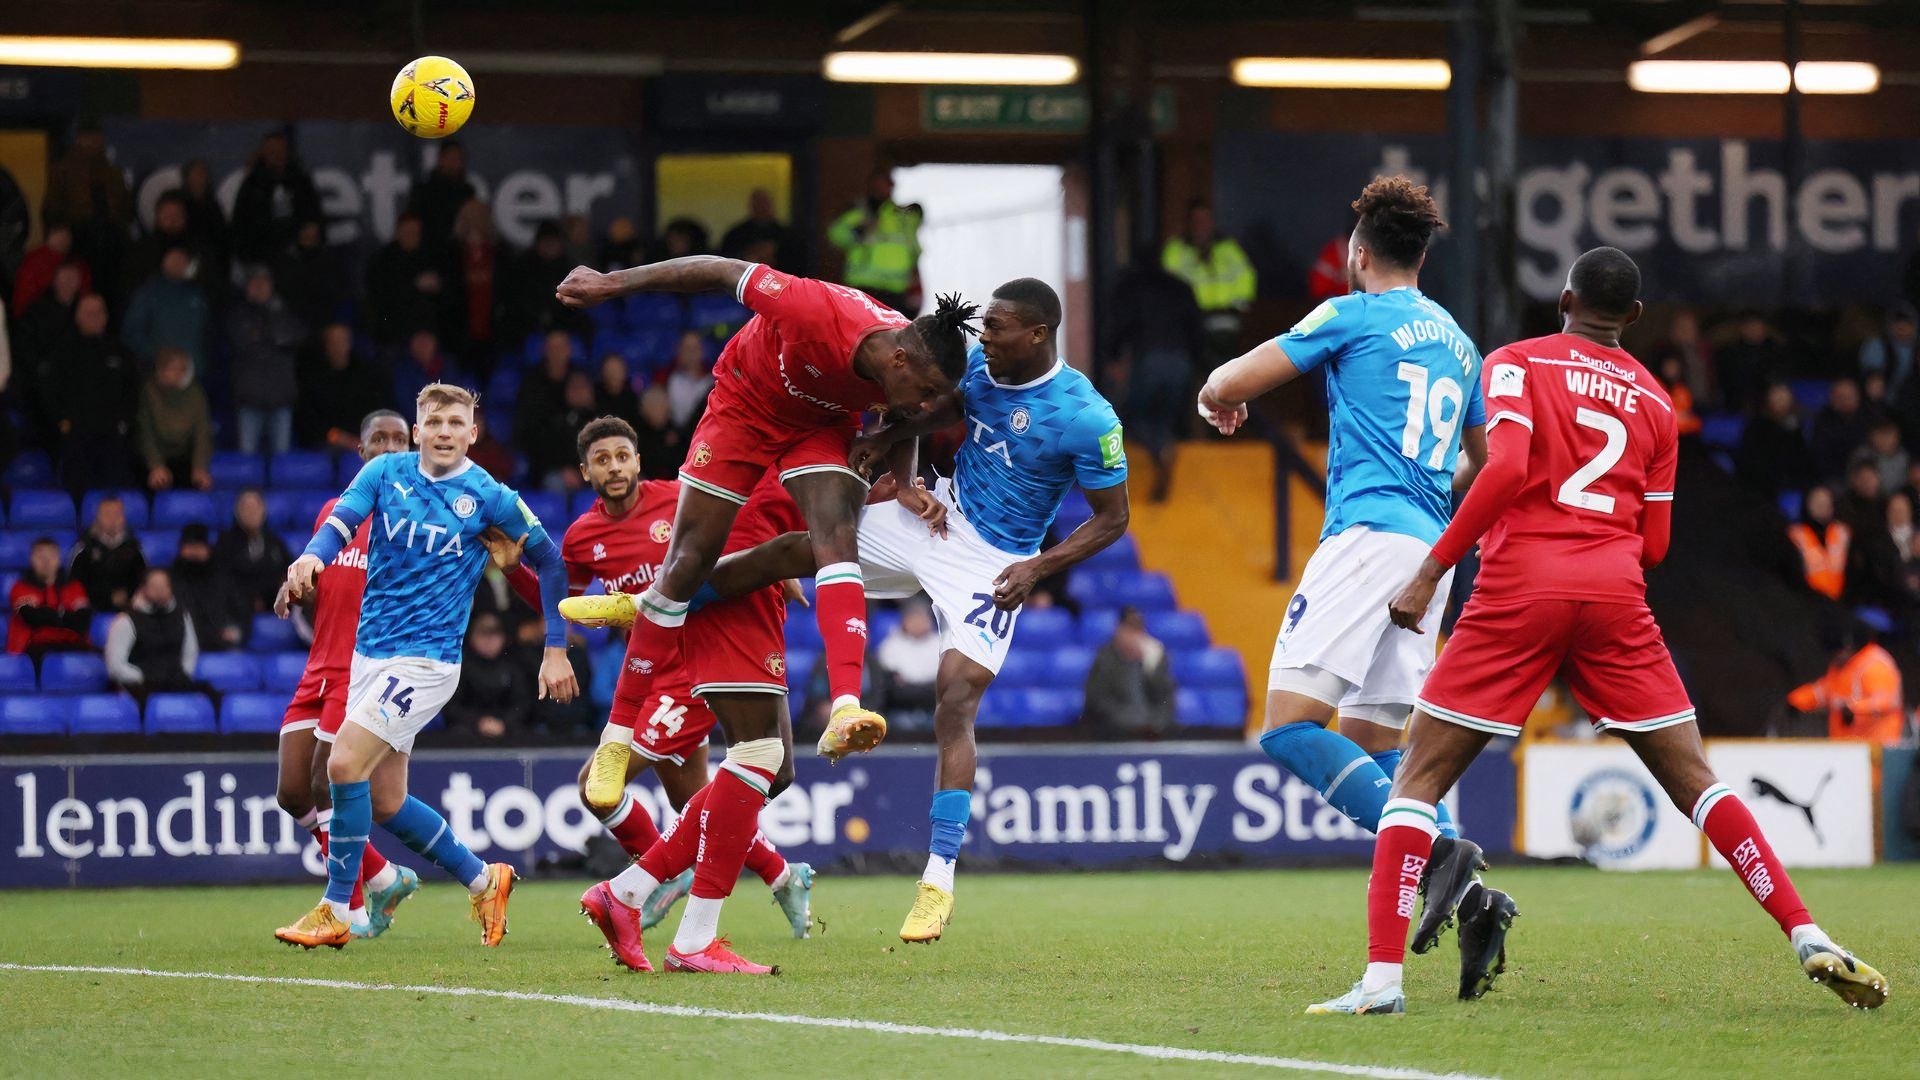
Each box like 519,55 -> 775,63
1468,333 -> 1678,604
308,498 -> 372,678
727,469 -> 807,554
717,264 -> 907,427
560,479 -> 680,597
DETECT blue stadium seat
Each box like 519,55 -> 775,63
1855,606 -> 1898,635
0,653 -> 37,694
72,694 -> 142,736
197,653 -> 262,693
624,293 -> 687,332
570,489 -> 599,520
1078,607 -> 1120,647
90,611 -> 116,648
145,693 -> 216,735
1788,378 -> 1830,413
1079,533 -> 1140,572
250,613 -> 300,653
2,450 -> 54,489
1011,606 -> 1070,649
1170,647 -> 1246,690
1067,570 -> 1177,613
1199,687 -> 1249,727
40,653 -> 107,693
265,490 -> 333,534
997,650 -> 1053,687
1019,687 -> 1084,727
1051,502 -> 1095,539
1777,490 -> 1804,522
586,301 -> 625,337
1049,644 -> 1096,682
785,604 -> 823,652
80,489 -> 150,529
619,327 -> 688,375
0,532 -> 39,569
141,529 -> 182,565
1146,611 -> 1210,650
975,686 -> 1019,728
337,453 -> 373,487
785,649 -> 817,693
208,451 -> 267,489
271,451 -> 336,489
263,652 -> 309,693
153,490 -> 224,529
1699,413 -> 1745,451
689,294 -> 750,331
869,607 -> 901,647
10,489 -> 76,531
221,692 -> 293,735
520,491 -> 566,529
0,696 -> 63,736
0,572 -> 20,598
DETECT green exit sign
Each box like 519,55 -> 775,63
922,87 -> 1174,134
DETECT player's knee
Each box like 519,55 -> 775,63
275,780 -> 311,820
936,678 -> 984,725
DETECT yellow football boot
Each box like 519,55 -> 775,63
899,881 -> 953,943
469,863 -> 517,947
559,592 -> 637,629
1801,942 -> 1889,1010
275,901 -> 350,950
584,738 -> 632,815
816,703 -> 888,763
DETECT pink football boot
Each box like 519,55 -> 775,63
580,881 -> 652,972
664,937 -> 779,975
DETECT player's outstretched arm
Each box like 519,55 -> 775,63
1198,340 -> 1301,435
522,529 -> 579,704
992,482 -> 1129,611
556,256 -> 753,308
1389,420 -> 1532,633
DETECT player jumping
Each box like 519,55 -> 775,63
685,278 -> 1129,943
555,258 -> 973,764
1311,246 -> 1887,1015
274,383 -> 576,949
272,409 -> 420,939
491,416 -> 814,936
1197,177 -> 1495,953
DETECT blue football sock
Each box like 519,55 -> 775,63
325,781 -> 371,907
380,795 -> 485,888
929,789 -> 970,863
1371,748 -> 1458,839
686,582 -> 722,613
1259,721 -> 1393,833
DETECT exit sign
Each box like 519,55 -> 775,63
922,87 -> 1174,134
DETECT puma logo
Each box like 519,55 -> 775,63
393,481 -> 413,500
1751,772 -> 1833,844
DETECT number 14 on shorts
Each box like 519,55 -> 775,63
378,676 -> 415,718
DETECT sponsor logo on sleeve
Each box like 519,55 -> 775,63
755,272 -> 787,298
1290,300 -> 1338,336
1489,363 -> 1526,400
1099,424 -> 1126,469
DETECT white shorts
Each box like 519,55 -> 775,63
344,652 -> 462,755
858,480 -> 1025,676
1267,525 -> 1452,728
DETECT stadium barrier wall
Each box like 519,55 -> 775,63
1882,747 -> 1918,863
0,743 -> 1514,888
1521,740 -> 1877,870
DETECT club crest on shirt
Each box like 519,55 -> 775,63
764,653 -> 785,678
1010,407 -> 1031,435
650,519 -> 672,543
692,443 -> 713,468
452,494 -> 478,518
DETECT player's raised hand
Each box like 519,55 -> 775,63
537,646 -> 579,704
285,554 -> 325,603
556,266 -> 616,309
898,477 -> 949,538
272,582 -> 294,620
992,558 -> 1043,611
480,526 -> 527,573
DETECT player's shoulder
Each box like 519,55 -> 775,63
1290,292 -> 1367,335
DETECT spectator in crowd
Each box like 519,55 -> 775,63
273,218 -> 350,330
549,372 -> 599,492
502,219 -> 581,344
1735,382 -> 1813,498
656,216 -> 709,262
135,348 -> 214,491
1788,485 -> 1849,601
1654,355 -> 1703,439
467,423 -> 517,484
1888,493 -> 1920,595
54,294 -> 140,494
11,222 -> 89,314
69,494 -> 145,612
297,323 -> 386,450
1162,199 -> 1257,370
1860,419 -> 1910,498
445,198 -> 500,363
16,259 -> 85,362
443,613 -> 532,741
1084,607 -> 1176,737
170,524 -> 250,651
1653,307 -> 1715,407
0,161 -> 21,284
226,268 -> 305,454
1789,624 -> 1907,746
599,216 -> 643,271
391,328 -> 471,405
1808,377 -> 1872,482
665,331 -> 714,430
874,601 -> 940,731
1859,304 -> 1918,402
594,354 -> 640,427
633,385 -> 685,480
407,139 -> 475,255
42,123 -> 132,289
120,247 -> 210,374
516,332 -> 578,487
230,130 -> 322,265
212,489 -> 291,612
123,191 -> 211,296
1110,244 -> 1206,501
563,213 -> 595,268
1838,456 -> 1887,533
828,169 -> 922,315
1716,312 -> 1788,414
16,262 -> 85,447
1863,369 -> 1892,411
8,537 -> 93,660
721,188 -> 798,271
104,567 -> 201,699
364,211 -> 444,346
177,159 -> 228,260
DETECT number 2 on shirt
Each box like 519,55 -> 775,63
1556,407 -> 1628,514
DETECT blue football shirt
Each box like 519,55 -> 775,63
1277,287 -> 1486,546
950,344 -> 1128,556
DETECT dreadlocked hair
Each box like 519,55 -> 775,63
908,292 -> 980,382
1351,175 -> 1445,269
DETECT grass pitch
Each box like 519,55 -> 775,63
0,865 -> 1908,1079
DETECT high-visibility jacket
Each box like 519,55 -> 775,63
1787,521 -> 1849,600
1161,236 -> 1256,312
1789,643 -> 1907,746
827,200 -> 922,296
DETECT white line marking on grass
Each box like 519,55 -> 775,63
0,963 -> 1495,1080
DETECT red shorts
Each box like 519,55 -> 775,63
678,387 -> 862,504
685,585 -> 790,698
1417,598 -> 1695,736
281,668 -> 348,742
607,633 -> 713,763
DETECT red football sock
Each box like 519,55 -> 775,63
599,792 -> 663,860
743,829 -> 787,887
1366,799 -> 1440,964
813,564 -> 869,704
1693,785 -> 1813,936
316,828 -> 367,912
621,588 -> 689,693
690,767 -> 773,901
359,841 -> 389,883
638,785 -> 709,882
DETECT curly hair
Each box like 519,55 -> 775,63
1351,175 -> 1445,269
907,292 -> 981,382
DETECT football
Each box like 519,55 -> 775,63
389,55 -> 475,139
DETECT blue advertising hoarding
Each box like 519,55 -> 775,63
2,744 -> 1515,888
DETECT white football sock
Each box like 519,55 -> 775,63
831,694 -> 861,713
348,906 -> 370,933
366,864 -> 398,893
922,854 -> 956,893
769,865 -> 791,892
1790,923 -> 1835,955
610,863 -> 661,909
1361,962 -> 1402,995
674,896 -> 723,953
325,898 -> 350,922
465,867 -> 490,896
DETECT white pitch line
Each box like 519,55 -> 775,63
0,962 -> 1497,1080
